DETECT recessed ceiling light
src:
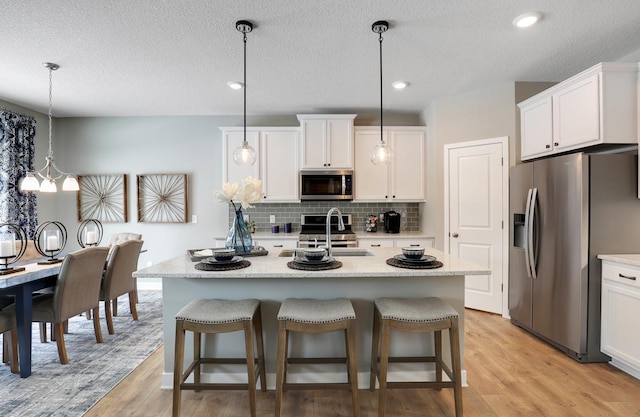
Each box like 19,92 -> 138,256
392,81 -> 408,90
512,11 -> 542,28
227,81 -> 244,90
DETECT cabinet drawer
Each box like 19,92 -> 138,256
358,239 -> 394,248
602,262 -> 640,288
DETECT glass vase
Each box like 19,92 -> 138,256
226,209 -> 253,254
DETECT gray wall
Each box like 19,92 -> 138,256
418,82 -> 553,250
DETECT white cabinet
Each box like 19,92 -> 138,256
394,237 -> 435,248
221,127 -> 300,202
354,127 -> 426,202
357,238 -> 394,249
297,114 -> 356,169
260,129 -> 299,202
358,237 -> 434,249
601,260 -> 640,379
519,62 -> 638,161
254,238 -> 298,251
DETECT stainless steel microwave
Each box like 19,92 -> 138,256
299,170 -> 353,201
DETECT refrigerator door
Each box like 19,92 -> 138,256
508,163 -> 534,326
532,153 -> 588,354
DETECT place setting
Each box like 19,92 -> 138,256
194,248 -> 251,271
287,248 -> 342,271
386,246 -> 443,269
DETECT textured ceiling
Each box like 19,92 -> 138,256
1,0 -> 640,117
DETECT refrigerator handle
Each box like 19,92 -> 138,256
528,188 -> 539,279
524,188 -> 533,278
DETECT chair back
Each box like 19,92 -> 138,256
107,232 -> 142,247
53,247 -> 110,322
0,310 -> 15,334
103,239 -> 144,300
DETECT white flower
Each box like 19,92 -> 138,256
216,176 -> 262,210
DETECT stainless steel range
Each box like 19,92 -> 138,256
298,214 -> 357,248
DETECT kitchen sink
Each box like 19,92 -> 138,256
278,248 -> 374,257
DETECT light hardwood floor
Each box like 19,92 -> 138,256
84,308 -> 640,417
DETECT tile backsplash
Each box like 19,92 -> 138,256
228,202 -> 420,233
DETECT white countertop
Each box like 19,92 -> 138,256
598,254 -> 640,267
134,246 -> 489,279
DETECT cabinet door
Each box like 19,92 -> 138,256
326,118 -> 353,169
358,238 -> 394,248
256,238 -> 298,251
601,277 -> 640,370
261,130 -> 299,201
390,130 -> 425,201
520,97 -> 553,160
222,130 -> 260,184
301,119 -> 327,168
553,74 -> 600,151
354,130 -> 389,201
394,238 -> 434,248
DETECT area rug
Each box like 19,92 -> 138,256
0,290 -> 163,417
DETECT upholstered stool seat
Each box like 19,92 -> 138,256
370,297 -> 462,417
172,299 -> 266,417
275,298 -> 360,417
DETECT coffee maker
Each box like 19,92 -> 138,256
383,210 -> 401,233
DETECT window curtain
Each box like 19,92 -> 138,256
0,109 -> 38,239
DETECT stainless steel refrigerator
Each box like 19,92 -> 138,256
509,151 -> 640,362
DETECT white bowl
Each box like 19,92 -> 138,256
402,246 -> 424,259
212,248 -> 235,262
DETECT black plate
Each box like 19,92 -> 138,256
202,256 -> 244,265
294,256 -> 334,265
394,254 -> 437,264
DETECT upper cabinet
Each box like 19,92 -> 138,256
221,127 -> 300,202
519,62 -> 638,161
354,126 -> 426,202
297,114 -> 356,169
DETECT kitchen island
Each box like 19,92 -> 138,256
133,246 -> 489,389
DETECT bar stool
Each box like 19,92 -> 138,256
370,297 -> 462,417
172,299 -> 266,417
275,298 -> 360,417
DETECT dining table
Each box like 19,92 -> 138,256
0,260 -> 61,377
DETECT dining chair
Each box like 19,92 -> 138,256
106,232 -> 143,311
0,309 -> 19,373
30,246 -> 110,364
101,239 -> 144,334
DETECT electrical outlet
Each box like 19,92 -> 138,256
191,214 -> 198,223
270,215 -> 276,223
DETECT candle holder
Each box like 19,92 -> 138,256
34,221 -> 67,264
76,219 -> 103,248
0,224 -> 27,275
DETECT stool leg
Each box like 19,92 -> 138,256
243,320 -> 258,417
173,321 -> 186,417
434,329 -> 443,385
449,317 -> 463,417
193,331 -> 201,389
254,306 -> 267,392
377,319 -> 391,417
275,321 -> 287,417
369,305 -> 381,391
346,319 -> 360,417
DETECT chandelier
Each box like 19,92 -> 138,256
20,62 -> 79,193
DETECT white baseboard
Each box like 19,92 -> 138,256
609,358 -> 640,380
161,369 -> 468,390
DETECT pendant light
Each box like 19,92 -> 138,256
232,20 -> 257,166
370,21 -> 393,165
20,62 -> 79,193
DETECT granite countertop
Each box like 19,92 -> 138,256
598,254 -> 640,267
134,246 -> 489,279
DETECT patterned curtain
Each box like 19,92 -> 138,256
0,109 -> 38,239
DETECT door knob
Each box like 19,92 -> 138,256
452,233 -> 459,238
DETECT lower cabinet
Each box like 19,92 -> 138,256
358,237 -> 434,249
601,260 -> 640,379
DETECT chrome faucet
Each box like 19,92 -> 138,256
325,207 -> 345,257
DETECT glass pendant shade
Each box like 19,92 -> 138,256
233,142 -> 257,166
62,176 -> 80,191
371,141 -> 394,165
40,178 -> 57,193
20,173 -> 40,191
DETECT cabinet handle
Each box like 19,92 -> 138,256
274,244 -> 283,248
410,244 -> 420,247
545,144 -> 551,149
452,233 -> 459,238
619,273 -> 637,281
371,244 -> 381,247
392,195 -> 396,198
263,195 -> 267,199
554,142 -> 559,146
385,195 -> 388,199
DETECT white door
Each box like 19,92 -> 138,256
445,138 -> 508,315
